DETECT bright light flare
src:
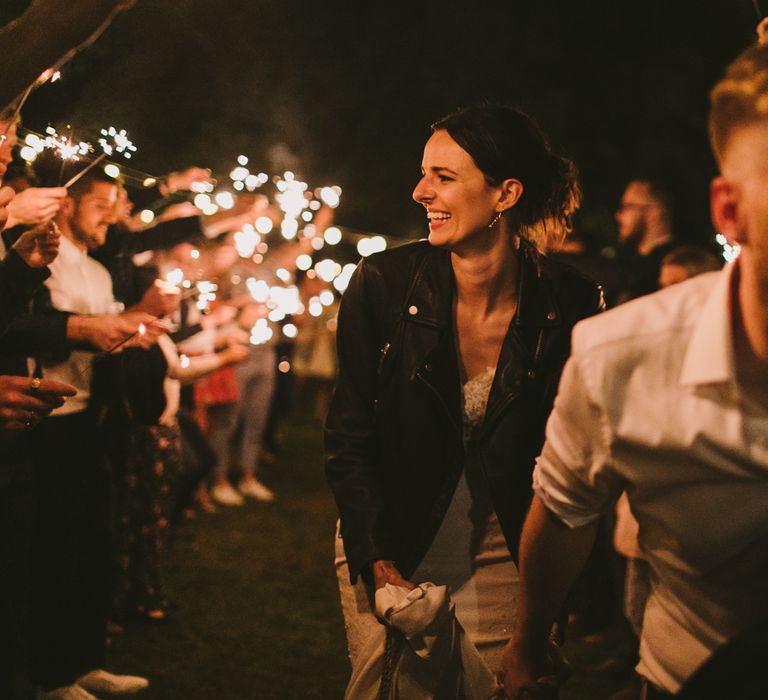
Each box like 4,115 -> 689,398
250,318 -> 273,345
166,267 -> 184,286
315,258 -> 341,282
324,226 -> 342,245
296,254 -> 312,271
98,126 -> 137,159
255,216 -> 273,234
282,324 -> 298,339
215,191 -> 235,209
319,186 -> 341,208
357,236 -> 387,257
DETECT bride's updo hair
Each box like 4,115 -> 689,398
432,105 -> 581,252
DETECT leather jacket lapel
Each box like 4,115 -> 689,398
482,247 -> 562,437
402,250 -> 463,438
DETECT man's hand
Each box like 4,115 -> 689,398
371,560 -> 417,591
132,279 -> 181,318
0,186 -> 14,230
0,375 -> 77,431
5,187 -> 67,229
499,639 -> 549,699
203,194 -> 269,237
68,311 -> 161,352
218,344 -> 250,366
154,202 -> 199,224
12,221 -> 61,268
161,167 -> 213,195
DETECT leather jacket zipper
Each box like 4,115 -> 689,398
377,342 -> 391,375
533,328 -> 544,364
480,328 -> 545,438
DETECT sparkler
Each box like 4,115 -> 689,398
0,68 -> 61,144
105,322 -> 146,354
43,126 -> 91,162
63,126 -> 137,189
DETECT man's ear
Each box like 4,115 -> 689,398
58,195 -> 75,220
711,176 -> 746,244
498,178 -> 524,212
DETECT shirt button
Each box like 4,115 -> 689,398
408,305 -> 418,315
527,369 -> 536,379
424,363 -> 432,372
546,311 -> 556,321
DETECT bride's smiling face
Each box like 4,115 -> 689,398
412,130 -> 504,250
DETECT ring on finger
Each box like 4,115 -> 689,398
30,377 -> 41,391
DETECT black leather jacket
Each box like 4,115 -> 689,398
325,240 -> 604,584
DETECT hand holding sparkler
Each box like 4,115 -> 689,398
67,311 -> 161,353
154,202 -> 199,224
5,187 -> 67,228
12,221 -> 61,268
0,186 -> 14,230
132,279 -> 182,318
203,194 -> 269,237
162,167 -> 213,196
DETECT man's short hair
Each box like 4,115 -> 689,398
709,43 -> 768,164
661,245 -> 721,276
67,168 -> 117,201
33,151 -> 117,198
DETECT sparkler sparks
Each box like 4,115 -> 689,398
99,126 -> 137,159
43,126 -> 91,162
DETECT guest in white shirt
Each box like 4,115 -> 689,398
32,169 -> 151,700
500,41 -> 768,700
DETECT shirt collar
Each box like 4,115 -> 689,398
679,261 -> 736,388
58,234 -> 89,265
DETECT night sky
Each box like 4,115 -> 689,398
2,0 -> 761,246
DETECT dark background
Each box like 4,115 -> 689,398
1,0 -> 761,245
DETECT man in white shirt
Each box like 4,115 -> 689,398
500,42 -> 768,700
32,170 -> 152,700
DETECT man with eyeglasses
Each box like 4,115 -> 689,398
615,179 -> 679,301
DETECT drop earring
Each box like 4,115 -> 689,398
488,210 -> 503,229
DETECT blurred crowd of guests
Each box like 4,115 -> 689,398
0,5 -> 341,698
0,2 -> 756,700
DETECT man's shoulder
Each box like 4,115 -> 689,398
572,270 -> 721,355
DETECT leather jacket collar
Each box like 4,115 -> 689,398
400,242 -> 564,440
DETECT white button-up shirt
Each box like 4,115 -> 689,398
43,235 -> 117,415
532,262 -> 768,694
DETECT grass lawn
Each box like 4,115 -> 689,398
108,420 -> 634,699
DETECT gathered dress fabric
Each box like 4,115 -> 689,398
326,240 -> 604,692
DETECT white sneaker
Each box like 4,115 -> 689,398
38,684 -> 97,700
211,482 -> 245,506
77,669 -> 149,695
239,477 -> 275,502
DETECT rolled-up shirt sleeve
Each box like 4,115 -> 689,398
532,352 -> 622,528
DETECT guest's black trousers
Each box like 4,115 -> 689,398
30,411 -> 111,691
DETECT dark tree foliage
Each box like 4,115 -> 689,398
1,0 -> 757,243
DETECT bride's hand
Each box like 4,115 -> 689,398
371,560 -> 417,590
